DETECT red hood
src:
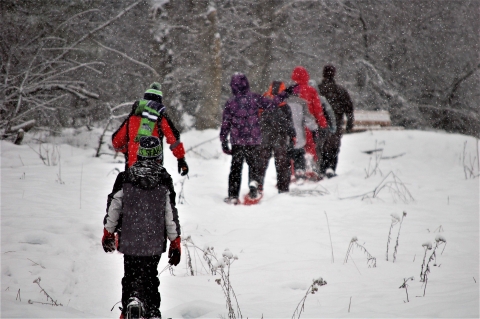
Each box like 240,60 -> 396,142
291,66 -> 310,86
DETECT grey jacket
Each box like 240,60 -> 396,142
288,96 -> 318,149
104,161 -> 180,256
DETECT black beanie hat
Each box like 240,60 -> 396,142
143,82 -> 163,104
323,65 -> 336,79
137,136 -> 163,161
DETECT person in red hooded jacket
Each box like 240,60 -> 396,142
290,66 -> 329,176
112,83 -> 189,176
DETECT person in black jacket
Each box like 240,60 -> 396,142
258,81 -> 296,193
102,136 -> 181,319
318,65 -> 354,177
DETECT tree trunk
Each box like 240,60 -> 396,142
196,6 -> 223,130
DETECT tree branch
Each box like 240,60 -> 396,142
92,40 -> 159,77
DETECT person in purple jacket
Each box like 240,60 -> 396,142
220,72 -> 291,205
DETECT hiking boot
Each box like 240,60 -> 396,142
224,197 -> 239,205
248,181 -> 259,199
325,168 -> 336,178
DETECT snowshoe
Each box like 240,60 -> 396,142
305,171 -> 322,182
126,297 -> 144,319
243,181 -> 263,205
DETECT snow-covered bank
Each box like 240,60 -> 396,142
1,129 -> 479,318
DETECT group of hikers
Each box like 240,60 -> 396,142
221,65 -> 354,204
101,64 -> 354,319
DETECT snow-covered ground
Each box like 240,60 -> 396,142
1,128 -> 479,318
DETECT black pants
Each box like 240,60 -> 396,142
313,129 -> 328,174
228,145 -> 261,198
259,138 -> 290,192
289,148 -> 306,172
122,255 -> 161,315
321,130 -> 343,173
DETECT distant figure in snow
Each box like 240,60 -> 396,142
290,66 -> 329,179
102,136 -> 181,319
258,81 -> 296,194
318,65 -> 354,177
220,73 -> 291,204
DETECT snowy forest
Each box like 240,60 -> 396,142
1,1 -> 480,319
1,0 -> 479,137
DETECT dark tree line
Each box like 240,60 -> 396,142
1,0 -> 479,138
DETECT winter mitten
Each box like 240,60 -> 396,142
102,228 -> 116,253
221,140 -> 232,155
177,158 -> 189,176
168,236 -> 182,266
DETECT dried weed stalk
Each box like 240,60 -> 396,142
344,237 -> 376,268
386,213 -> 400,261
292,278 -> 327,319
421,236 -> 447,297
399,276 -> 415,302
182,236 -> 242,319
29,277 -> 62,306
341,171 -> 414,204
392,211 -> 407,262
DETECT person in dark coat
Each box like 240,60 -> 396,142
102,136 -> 181,319
220,73 -> 288,204
318,65 -> 354,177
258,81 -> 296,193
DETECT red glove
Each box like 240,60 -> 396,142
168,236 -> 181,266
102,228 -> 116,253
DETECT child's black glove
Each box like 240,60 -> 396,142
222,140 -> 232,155
168,236 -> 182,266
177,158 -> 189,176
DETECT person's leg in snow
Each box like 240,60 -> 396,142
273,138 -> 290,193
122,255 -> 161,318
258,143 -> 274,194
227,145 -> 246,201
244,145 -> 262,198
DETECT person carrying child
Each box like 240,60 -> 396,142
102,136 -> 181,319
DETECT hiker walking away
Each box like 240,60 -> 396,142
112,82 -> 189,176
258,81 -> 296,194
290,66 -> 329,177
318,65 -> 354,178
286,85 -> 319,184
102,136 -> 181,319
220,73 -> 290,204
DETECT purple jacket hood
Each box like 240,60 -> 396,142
230,73 -> 250,96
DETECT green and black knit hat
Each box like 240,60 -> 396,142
137,136 -> 163,161
143,82 -> 163,104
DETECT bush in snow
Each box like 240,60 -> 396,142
181,236 -> 241,319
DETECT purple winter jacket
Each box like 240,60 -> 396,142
220,73 -> 282,146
